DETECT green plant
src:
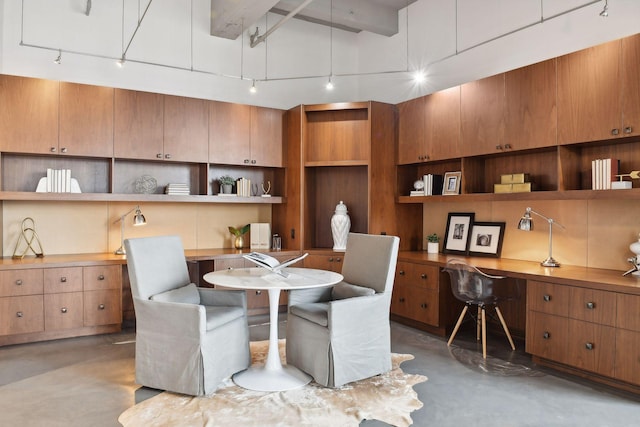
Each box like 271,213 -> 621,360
228,224 -> 250,236
427,233 -> 439,243
218,175 -> 236,186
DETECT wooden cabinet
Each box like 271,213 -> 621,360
304,253 -> 344,273
59,82 -> 114,158
0,75 -> 59,154
209,102 -> 283,167
425,86 -> 461,161
398,97 -> 426,165
44,292 -> 84,331
391,262 -> 440,327
505,59 -> 557,150
163,95 -> 209,163
114,89 -> 164,160
614,293 -> 640,384
0,269 -> 45,336
460,74 -> 505,157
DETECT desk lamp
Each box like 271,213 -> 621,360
517,207 -> 565,267
114,205 -> 146,255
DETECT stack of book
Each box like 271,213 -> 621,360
165,183 -> 190,195
591,158 -> 619,190
423,174 -> 443,196
45,168 -> 76,193
236,177 -> 252,197
494,173 -> 533,193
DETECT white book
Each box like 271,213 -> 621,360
66,169 -> 71,193
591,160 -> 596,190
604,158 -> 611,190
46,168 -> 52,192
595,159 -> 602,190
242,252 -> 309,278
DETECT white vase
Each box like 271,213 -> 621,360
331,201 -> 351,252
427,242 -> 439,254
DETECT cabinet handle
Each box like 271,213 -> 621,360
61,147 -> 68,153
251,159 -> 257,164
495,144 -> 503,150
98,275 -> 105,281
504,143 -> 512,149
542,331 -> 550,339
328,257 -> 334,262
543,294 -> 551,302
420,303 -> 427,309
399,270 -> 405,276
50,147 -> 57,153
421,273 -> 427,279
16,311 -> 23,318
244,159 -> 250,164
399,297 -> 405,303
335,258 -> 341,262
165,154 -> 171,159
624,126 -> 633,134
60,277 -> 67,282
585,342 -> 594,350
611,128 -> 620,136
15,279 -> 23,286
585,301 -> 595,309
156,153 -> 163,159
61,307 -> 68,314
256,290 -> 262,295
98,304 -> 106,310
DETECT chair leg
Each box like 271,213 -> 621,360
447,305 -> 468,346
495,306 -> 516,351
481,307 -> 487,359
476,305 -> 481,341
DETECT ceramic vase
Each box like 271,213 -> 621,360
331,201 -> 351,252
234,235 -> 244,249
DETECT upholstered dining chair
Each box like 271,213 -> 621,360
286,232 -> 400,387
124,235 -> 250,396
443,259 -> 516,359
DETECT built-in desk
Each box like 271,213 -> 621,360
395,251 -> 640,394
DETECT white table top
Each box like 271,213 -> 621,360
203,267 -> 343,291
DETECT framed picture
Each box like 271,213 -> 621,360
468,222 -> 506,258
443,212 -> 475,254
442,171 -> 462,195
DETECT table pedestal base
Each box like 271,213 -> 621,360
233,365 -> 312,392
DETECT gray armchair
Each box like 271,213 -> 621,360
286,233 -> 400,387
124,235 -> 250,396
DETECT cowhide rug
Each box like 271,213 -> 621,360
118,340 -> 427,427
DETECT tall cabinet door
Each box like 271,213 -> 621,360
622,33 -> 640,138
59,82 -> 114,158
209,101 -> 251,165
425,86 -> 460,161
163,95 -> 209,162
460,74 -> 505,157
250,106 -> 283,167
397,97 -> 426,165
557,39 -> 621,144
0,75 -> 59,154
114,89 -> 164,160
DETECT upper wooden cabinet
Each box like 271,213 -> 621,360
59,82 -> 114,158
425,86 -> 461,161
398,97 -> 426,165
0,75 -> 59,154
558,34 -> 640,144
460,74 -> 505,157
209,101 -> 283,167
505,59 -> 557,150
163,95 -> 209,163
114,89 -> 164,160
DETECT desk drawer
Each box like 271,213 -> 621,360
526,311 -> 568,364
84,289 -> 121,326
566,318 -> 615,377
616,293 -> 640,331
615,329 -> 640,385
568,287 -> 616,326
0,295 -> 44,335
44,267 -> 83,294
0,269 -> 44,297
392,283 -> 439,326
527,280 -> 569,316
44,292 -> 84,331
396,262 -> 438,291
84,265 -> 122,291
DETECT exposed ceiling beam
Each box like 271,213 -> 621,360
210,0 -> 280,40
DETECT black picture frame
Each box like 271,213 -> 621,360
443,212 -> 475,254
468,221 -> 506,258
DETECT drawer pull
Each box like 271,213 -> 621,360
611,128 -> 620,136
335,258 -> 341,262
61,307 -> 68,314
15,279 -> 23,286
543,294 -> 551,302
420,303 -> 427,309
399,270 -> 405,276
399,297 -> 405,303
585,302 -> 595,309
421,274 -> 427,279
16,311 -> 23,318
60,277 -> 67,282
98,304 -> 106,310
624,126 -> 633,134
542,332 -> 550,340
585,342 -> 594,350
98,275 -> 105,281
328,257 -> 334,262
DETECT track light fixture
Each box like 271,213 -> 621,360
249,80 -> 257,93
326,76 -> 334,90
600,0 -> 609,17
53,49 -> 61,65
413,70 -> 425,83
116,56 -> 125,68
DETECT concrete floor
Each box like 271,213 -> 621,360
1,317 -> 639,427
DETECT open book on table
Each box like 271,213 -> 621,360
242,252 -> 309,277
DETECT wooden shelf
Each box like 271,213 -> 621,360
398,188 -> 640,203
0,191 -> 283,204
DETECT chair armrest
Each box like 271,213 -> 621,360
288,286 -> 333,306
198,288 -> 247,309
327,293 -> 389,328
134,298 -> 206,338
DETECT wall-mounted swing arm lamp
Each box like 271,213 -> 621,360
517,207 -> 565,267
114,205 -> 146,255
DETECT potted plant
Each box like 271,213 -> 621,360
228,224 -> 250,249
426,233 -> 439,254
218,175 -> 235,194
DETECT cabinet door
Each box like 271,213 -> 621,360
616,293 -> 640,331
622,33 -> 640,138
525,311 -> 568,363
568,287 -> 616,326
390,282 -> 410,317
44,267 -> 83,294
114,89 -> 164,160
209,101 -> 251,165
425,86 -> 461,161
305,108 -> 370,164
396,261 -> 438,291
406,287 -> 439,326
0,295 -> 44,335
397,97 -> 426,165
615,329 -> 640,385
44,292 -> 84,331
557,39 -> 622,144
0,269 -> 44,297
303,254 -> 343,272
505,59 -> 557,150
460,74 -> 505,157
163,95 -> 209,163
566,319 -> 615,377
250,106 -> 283,167
214,257 -> 246,271
0,75 -> 59,154
59,82 -> 114,157
83,265 -> 122,291
84,289 -> 121,326
526,280 -> 569,317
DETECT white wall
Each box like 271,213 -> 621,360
2,0 -> 640,109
